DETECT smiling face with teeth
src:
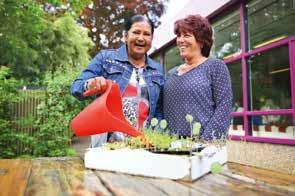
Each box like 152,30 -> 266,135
176,31 -> 203,61
125,21 -> 153,62
174,15 -> 213,60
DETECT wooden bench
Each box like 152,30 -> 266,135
0,158 -> 294,195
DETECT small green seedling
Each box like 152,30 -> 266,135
151,118 -> 159,127
210,161 -> 222,174
193,122 -> 201,136
160,119 -> 168,130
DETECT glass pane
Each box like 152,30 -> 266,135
164,46 -> 183,73
229,116 -> 244,136
211,9 -> 241,59
227,61 -> 243,112
251,115 -> 294,139
247,0 -> 295,49
248,45 -> 291,110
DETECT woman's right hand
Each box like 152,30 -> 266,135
84,77 -> 108,96
87,76 -> 107,92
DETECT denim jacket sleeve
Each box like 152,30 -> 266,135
71,52 -> 105,100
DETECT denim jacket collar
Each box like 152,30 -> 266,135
115,44 -> 158,70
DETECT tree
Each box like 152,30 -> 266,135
79,0 -> 168,53
0,0 -> 93,84
0,0 -> 46,83
37,0 -> 92,17
0,0 -> 167,83
38,15 -> 94,77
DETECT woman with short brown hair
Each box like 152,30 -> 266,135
163,15 -> 233,141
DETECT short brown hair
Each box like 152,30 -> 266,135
174,15 -> 213,57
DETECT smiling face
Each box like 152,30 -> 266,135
125,21 -> 152,60
176,31 -> 202,61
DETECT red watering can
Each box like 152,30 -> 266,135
71,80 -> 142,137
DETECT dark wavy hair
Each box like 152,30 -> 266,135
174,15 -> 213,57
124,15 -> 154,35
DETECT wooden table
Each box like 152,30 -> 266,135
0,158 -> 294,196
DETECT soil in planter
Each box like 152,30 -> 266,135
147,145 -> 206,155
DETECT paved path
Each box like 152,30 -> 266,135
71,136 -> 90,159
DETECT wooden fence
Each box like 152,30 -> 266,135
12,90 -> 45,154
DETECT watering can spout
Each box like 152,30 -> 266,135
71,80 -> 142,137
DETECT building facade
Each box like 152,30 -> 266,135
150,0 -> 295,145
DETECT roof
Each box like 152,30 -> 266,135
150,0 -> 231,54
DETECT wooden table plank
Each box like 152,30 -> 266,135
25,157 -> 111,196
134,176 -> 204,195
189,172 -> 290,196
180,174 -> 241,195
0,159 -> 32,196
223,162 -> 295,192
1,158 -> 294,195
95,170 -> 192,196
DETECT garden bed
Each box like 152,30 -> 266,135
84,145 -> 227,181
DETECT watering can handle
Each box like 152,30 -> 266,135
83,80 -> 112,97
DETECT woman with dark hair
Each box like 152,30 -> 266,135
163,15 -> 233,141
71,15 -> 164,147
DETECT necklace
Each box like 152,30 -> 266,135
177,58 -> 207,75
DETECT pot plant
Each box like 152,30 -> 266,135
84,116 -> 226,181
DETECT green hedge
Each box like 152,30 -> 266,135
34,66 -> 90,157
0,66 -> 35,158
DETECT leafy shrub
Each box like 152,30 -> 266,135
32,15 -> 94,157
34,65 -> 90,157
0,66 -> 35,158
0,1 -> 93,84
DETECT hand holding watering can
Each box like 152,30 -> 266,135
83,76 -> 108,96
71,79 -> 142,137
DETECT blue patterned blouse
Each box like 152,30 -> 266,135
163,58 -> 233,141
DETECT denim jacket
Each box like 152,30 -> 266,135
71,44 -> 164,122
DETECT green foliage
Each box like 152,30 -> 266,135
0,0 -> 46,83
34,65 -> 90,157
0,0 -> 94,84
150,117 -> 159,127
210,161 -> 222,174
80,0 -> 168,53
33,18 -> 94,156
42,0 -> 91,17
0,66 -> 35,158
0,66 -> 18,158
159,119 -> 168,129
192,122 -> 201,136
143,129 -> 178,149
39,15 -> 94,76
106,129 -> 179,151
185,114 -> 193,123
105,119 -> 195,152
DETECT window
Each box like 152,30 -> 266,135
215,0 -> 295,143
227,61 -> 243,112
247,0 -> 295,49
211,9 -> 241,59
248,45 -> 291,110
250,115 -> 293,139
150,0 -> 295,144
163,46 -> 183,73
229,116 -> 244,136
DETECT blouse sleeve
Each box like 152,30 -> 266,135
202,60 -> 233,140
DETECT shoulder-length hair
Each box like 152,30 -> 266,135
174,15 -> 213,57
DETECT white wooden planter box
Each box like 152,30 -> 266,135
85,146 -> 227,181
